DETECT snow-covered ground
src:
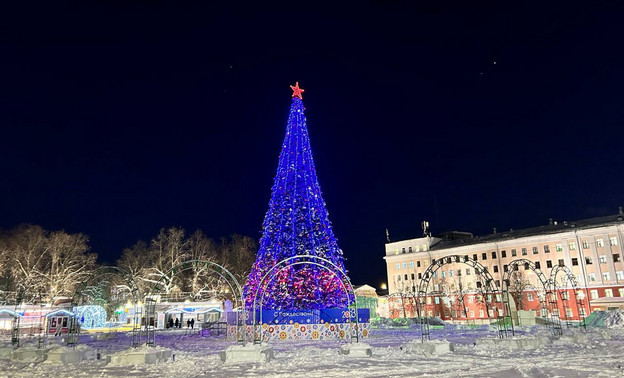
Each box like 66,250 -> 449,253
2,311 -> 624,377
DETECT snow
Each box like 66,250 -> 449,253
1,311 -> 624,377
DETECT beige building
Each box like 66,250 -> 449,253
384,211 -> 624,320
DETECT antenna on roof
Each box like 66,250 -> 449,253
421,221 -> 431,238
385,228 -> 390,243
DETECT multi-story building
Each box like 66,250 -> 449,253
384,211 -> 624,322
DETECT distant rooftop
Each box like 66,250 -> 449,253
430,210 -> 624,251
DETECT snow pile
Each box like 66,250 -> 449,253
586,309 -> 624,328
402,338 -> 454,355
108,345 -> 172,365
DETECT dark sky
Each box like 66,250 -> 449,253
2,2 -> 624,287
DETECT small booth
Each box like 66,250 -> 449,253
45,309 -> 75,335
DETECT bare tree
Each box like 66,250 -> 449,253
508,269 -> 531,311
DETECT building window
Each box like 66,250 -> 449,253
495,280 -> 501,287
449,269 -> 454,277
522,248 -> 527,256
402,248 -> 406,254
619,288 -> 624,297
404,274 -> 408,281
470,310 -> 475,318
605,289 -> 614,297
468,296 -> 474,304
423,244 -> 428,251
480,252 -> 486,260
558,259 -> 565,267
411,273 -> 415,280
602,272 -> 610,281
418,272 -> 422,279
473,254 -> 478,261
588,273 -> 596,282
395,263 -> 400,270
597,238 -> 604,247
410,261 -> 414,268
544,245 -> 550,253
580,308 -> 587,317
556,244 -> 563,252
600,255 -> 607,264
441,271 -> 446,278
492,251 -> 497,259
546,260 -> 552,268
532,246 -> 538,254
434,297 -> 440,304
511,249 -> 517,257
408,246 -> 413,253
586,257 -> 593,265
397,275 -> 401,282
616,271 -> 624,280
501,250 -> 507,258
610,237 -> 618,246
569,242 -> 577,251
566,308 -> 573,318
572,258 -> 578,266
503,264 -> 508,272
535,261 -> 541,269
590,290 -> 599,299
403,263 -> 407,269
493,265 -> 499,273
479,310 -> 485,318
496,294 -> 502,301
415,245 -> 420,252
582,240 -> 589,249
614,254 -> 621,263
433,271 -> 437,278
417,261 -> 421,267
527,293 -> 534,301
468,282 -> 473,289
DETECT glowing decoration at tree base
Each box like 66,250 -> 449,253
244,83 -> 351,310
74,305 -> 107,328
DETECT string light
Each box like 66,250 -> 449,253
244,84 -> 350,310
74,305 -> 107,328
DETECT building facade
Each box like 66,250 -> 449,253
384,212 -> 624,322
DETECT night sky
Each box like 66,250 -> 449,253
2,2 -> 624,287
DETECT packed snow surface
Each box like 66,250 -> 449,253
1,311 -> 624,377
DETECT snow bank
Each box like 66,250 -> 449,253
585,309 -> 624,328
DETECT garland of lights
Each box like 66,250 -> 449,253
243,83 -> 349,310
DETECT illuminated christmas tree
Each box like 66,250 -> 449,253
244,83 -> 350,310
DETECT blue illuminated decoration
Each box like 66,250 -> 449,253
74,305 -> 106,328
243,83 -> 350,310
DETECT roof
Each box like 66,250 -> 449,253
429,213 -> 624,251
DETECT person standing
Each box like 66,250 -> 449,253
190,318 -> 195,330
174,317 -> 179,329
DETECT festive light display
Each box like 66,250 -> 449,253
244,83 -> 350,310
74,305 -> 107,328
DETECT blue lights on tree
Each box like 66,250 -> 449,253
244,83 -> 350,310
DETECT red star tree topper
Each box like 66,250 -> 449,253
290,81 -> 304,99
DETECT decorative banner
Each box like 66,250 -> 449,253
227,322 -> 370,341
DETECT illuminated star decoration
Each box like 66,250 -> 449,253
290,81 -> 305,99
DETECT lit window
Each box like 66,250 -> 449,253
597,239 -> 604,247
496,294 -> 502,301
617,271 -> 624,280
422,244 -> 428,251
619,288 -> 624,297
479,309 -> 484,318
427,297 -> 431,304
556,244 -> 563,252
434,297 -> 440,304
610,237 -> 618,246
588,273 -> 596,282
582,240 -> 589,249
415,245 -> 420,252
605,289 -> 613,297
602,272 -> 610,281
568,242 -> 577,251
600,255 -> 607,264
590,290 -> 599,299
467,282 -> 473,289
532,246 -> 538,254
566,309 -> 573,318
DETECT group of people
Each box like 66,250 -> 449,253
167,316 -> 195,329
